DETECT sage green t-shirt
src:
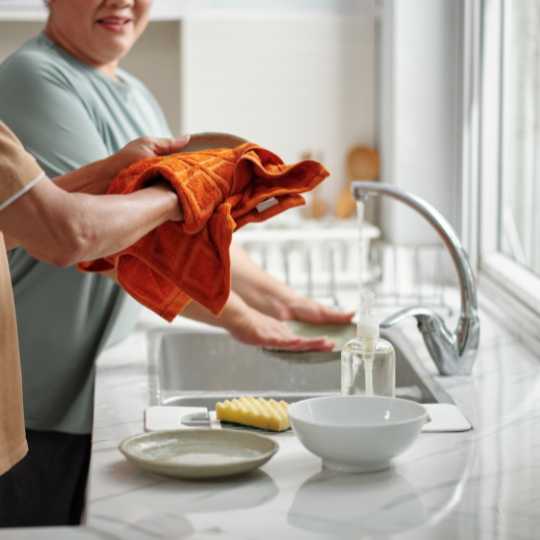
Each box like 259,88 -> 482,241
0,33 -> 172,434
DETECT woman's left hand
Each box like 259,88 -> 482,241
56,135 -> 192,196
262,293 -> 354,325
115,134 -> 191,169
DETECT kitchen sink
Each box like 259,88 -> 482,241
147,324 -> 453,408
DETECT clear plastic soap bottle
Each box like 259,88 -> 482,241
341,290 -> 396,397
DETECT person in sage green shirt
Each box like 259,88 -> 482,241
0,0 -> 352,527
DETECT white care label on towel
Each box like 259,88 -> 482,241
256,197 -> 279,213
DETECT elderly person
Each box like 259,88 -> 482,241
0,0 -> 352,527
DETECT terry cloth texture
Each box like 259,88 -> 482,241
79,143 -> 329,320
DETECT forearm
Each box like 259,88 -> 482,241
53,151 -> 135,195
0,179 -> 180,266
180,287 -> 335,351
180,290 -> 248,330
230,242 -> 296,314
67,185 -> 180,262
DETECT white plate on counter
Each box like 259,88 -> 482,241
119,429 -> 279,480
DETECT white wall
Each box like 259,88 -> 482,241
380,0 -> 463,245
180,14 -> 376,205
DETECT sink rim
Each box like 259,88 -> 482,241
146,326 -> 454,407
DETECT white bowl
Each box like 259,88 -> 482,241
289,396 -> 428,473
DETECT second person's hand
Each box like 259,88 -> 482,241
225,302 -> 335,352
56,135 -> 192,196
271,293 -> 354,325
113,134 -> 192,172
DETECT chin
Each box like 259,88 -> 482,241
99,40 -> 133,63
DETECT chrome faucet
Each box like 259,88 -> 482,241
352,182 -> 480,376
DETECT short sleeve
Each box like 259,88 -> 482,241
0,123 -> 44,212
0,51 -> 109,179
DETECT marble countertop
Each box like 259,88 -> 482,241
3,302 -> 540,539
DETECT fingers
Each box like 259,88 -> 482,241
287,296 -> 355,324
277,337 -> 335,352
265,336 -> 335,352
228,305 -> 339,352
153,134 -> 191,155
316,306 -> 355,324
259,323 -> 335,352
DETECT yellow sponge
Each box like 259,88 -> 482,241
215,397 -> 290,432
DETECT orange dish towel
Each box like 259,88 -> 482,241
79,143 -> 329,321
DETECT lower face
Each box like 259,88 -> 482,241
93,15 -> 140,60
50,0 -> 152,67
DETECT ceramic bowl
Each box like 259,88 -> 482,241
289,395 -> 428,473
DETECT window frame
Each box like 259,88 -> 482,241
462,0 -> 540,339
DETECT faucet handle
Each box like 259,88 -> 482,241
381,305 -> 464,376
381,306 -> 440,329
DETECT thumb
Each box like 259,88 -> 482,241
154,134 -> 191,155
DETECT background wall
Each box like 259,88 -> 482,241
380,0 -> 463,244
180,14 -> 375,206
0,21 -> 42,61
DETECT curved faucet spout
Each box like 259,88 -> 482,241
352,182 -> 480,376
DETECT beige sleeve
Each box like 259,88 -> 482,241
0,233 -> 28,475
0,122 -> 44,211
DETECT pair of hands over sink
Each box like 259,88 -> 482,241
225,293 -> 354,352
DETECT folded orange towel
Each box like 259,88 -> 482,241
79,143 -> 329,320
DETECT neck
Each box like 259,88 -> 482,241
44,20 -> 118,79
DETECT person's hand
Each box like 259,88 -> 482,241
111,135 -> 192,184
117,134 -> 191,166
254,291 -> 354,326
226,304 -> 335,351
103,135 -> 192,221
229,244 -> 354,326
61,135 -> 192,197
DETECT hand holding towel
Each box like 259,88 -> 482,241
79,143 -> 329,320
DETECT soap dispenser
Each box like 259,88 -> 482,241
341,290 -> 396,397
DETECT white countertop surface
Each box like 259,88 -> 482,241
2,300 -> 540,539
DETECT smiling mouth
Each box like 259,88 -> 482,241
96,17 -> 133,30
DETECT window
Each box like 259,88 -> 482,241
463,0 -> 540,327
500,0 -> 540,275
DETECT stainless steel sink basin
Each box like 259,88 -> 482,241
147,324 -> 453,408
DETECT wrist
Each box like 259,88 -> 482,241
89,155 -> 124,194
103,152 -> 131,180
145,183 -> 182,222
162,186 -> 182,222
218,292 -> 251,333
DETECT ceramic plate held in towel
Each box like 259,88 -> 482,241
119,429 -> 279,480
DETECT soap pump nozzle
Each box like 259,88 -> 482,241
356,290 -> 379,395
356,289 -> 379,341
